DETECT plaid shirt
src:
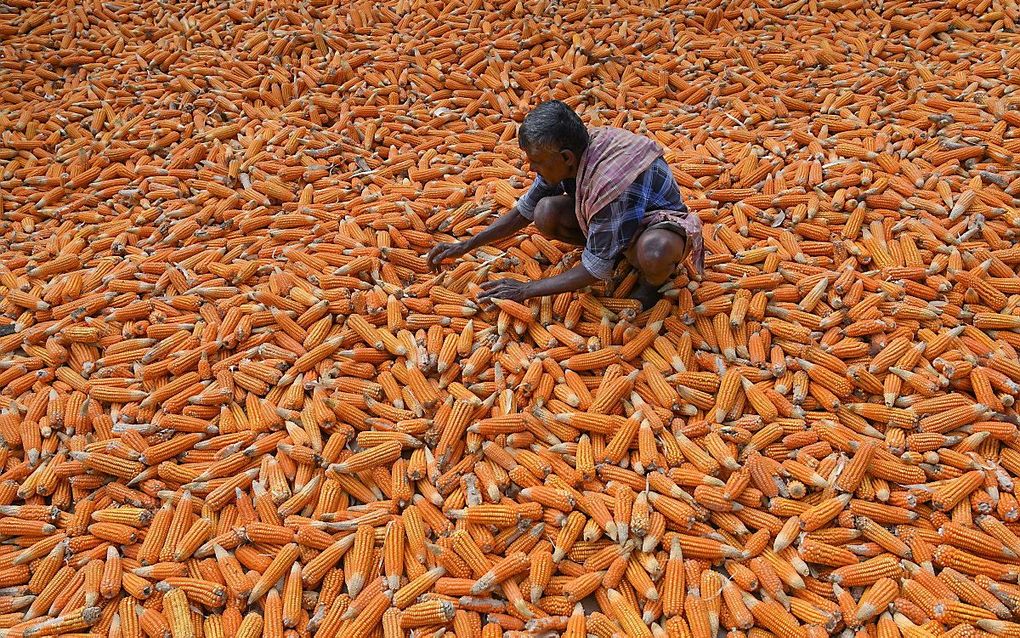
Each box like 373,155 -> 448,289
515,157 -> 686,280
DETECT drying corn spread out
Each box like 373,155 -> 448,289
2,0 -> 1020,636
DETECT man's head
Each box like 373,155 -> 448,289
518,100 -> 589,184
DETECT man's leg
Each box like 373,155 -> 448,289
532,195 -> 586,246
629,228 -> 687,310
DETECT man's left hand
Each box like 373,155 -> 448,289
478,278 -> 533,303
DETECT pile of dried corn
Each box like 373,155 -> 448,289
3,0 -> 1020,636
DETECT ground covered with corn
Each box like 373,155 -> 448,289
2,0 -> 1020,636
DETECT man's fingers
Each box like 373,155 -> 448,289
477,283 -> 504,297
479,283 -> 514,302
427,244 -> 454,270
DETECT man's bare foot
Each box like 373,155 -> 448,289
629,279 -> 662,311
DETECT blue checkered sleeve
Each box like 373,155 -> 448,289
514,175 -> 563,221
581,157 -> 686,280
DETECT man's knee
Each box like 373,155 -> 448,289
533,196 -> 569,236
637,230 -> 685,278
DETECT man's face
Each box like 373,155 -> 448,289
525,145 -> 577,185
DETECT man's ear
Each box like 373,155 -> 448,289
560,149 -> 577,167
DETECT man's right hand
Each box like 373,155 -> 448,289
426,241 -> 471,271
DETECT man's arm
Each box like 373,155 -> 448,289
523,263 -> 598,297
465,206 -> 532,249
479,262 -> 598,303
429,173 -> 563,270
427,206 -> 532,270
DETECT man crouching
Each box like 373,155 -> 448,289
427,99 -> 704,310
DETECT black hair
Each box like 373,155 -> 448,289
518,100 -> 589,157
